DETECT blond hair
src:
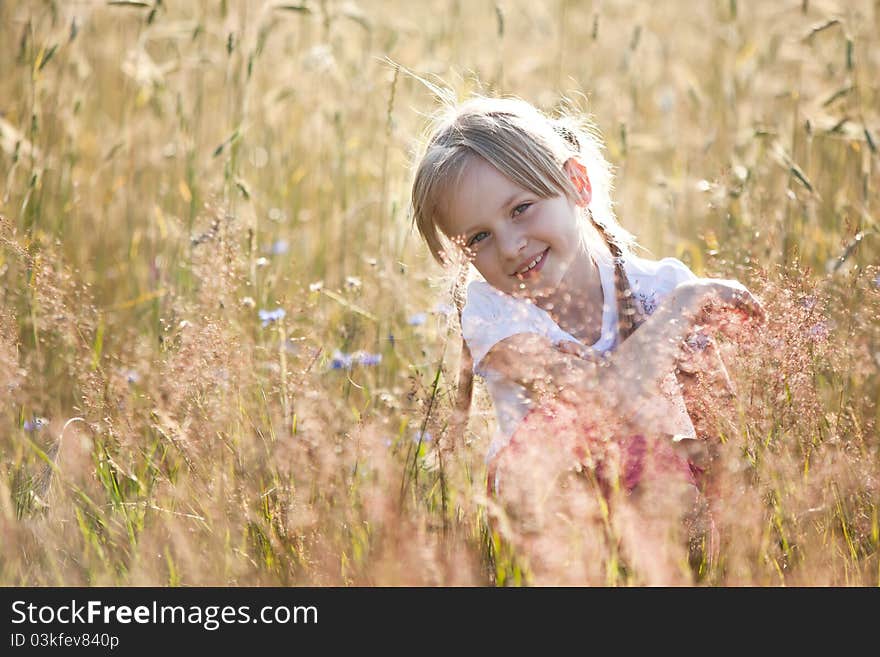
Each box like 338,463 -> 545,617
411,96 -> 643,329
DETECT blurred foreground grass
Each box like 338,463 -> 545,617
0,0 -> 878,585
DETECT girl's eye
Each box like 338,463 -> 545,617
468,231 -> 489,247
512,202 -> 532,217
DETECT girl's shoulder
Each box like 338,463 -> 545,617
461,280 -> 565,371
621,254 -> 700,315
623,254 -> 699,291
623,253 -> 699,284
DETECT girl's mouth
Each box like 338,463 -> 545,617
515,248 -> 549,280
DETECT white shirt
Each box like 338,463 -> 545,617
461,246 -> 703,462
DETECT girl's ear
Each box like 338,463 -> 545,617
564,158 -> 592,207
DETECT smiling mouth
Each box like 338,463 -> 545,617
514,248 -> 549,279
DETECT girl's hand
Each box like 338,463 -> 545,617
678,279 -> 766,339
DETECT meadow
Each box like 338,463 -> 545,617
0,0 -> 877,585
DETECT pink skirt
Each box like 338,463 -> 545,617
487,397 -> 701,499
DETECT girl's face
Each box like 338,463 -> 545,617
440,156 -> 584,299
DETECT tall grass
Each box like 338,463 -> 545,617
0,0 -> 877,585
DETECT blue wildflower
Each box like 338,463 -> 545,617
407,313 -> 427,326
807,322 -> 830,340
271,239 -> 289,255
412,429 -> 432,444
124,369 -> 140,384
259,308 -> 286,327
330,350 -> 353,370
355,352 -> 382,366
23,417 -> 49,432
686,332 -> 710,351
329,350 -> 381,369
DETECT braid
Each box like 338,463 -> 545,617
450,261 -> 474,451
590,215 -> 642,343
551,121 -> 642,344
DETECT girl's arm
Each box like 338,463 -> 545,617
479,279 -> 763,424
479,331 -> 604,403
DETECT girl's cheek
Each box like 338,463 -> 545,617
472,255 -> 492,279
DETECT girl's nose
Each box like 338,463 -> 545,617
498,228 -> 527,263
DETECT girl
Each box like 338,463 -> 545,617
410,96 -> 765,585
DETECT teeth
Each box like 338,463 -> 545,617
518,251 -> 544,275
